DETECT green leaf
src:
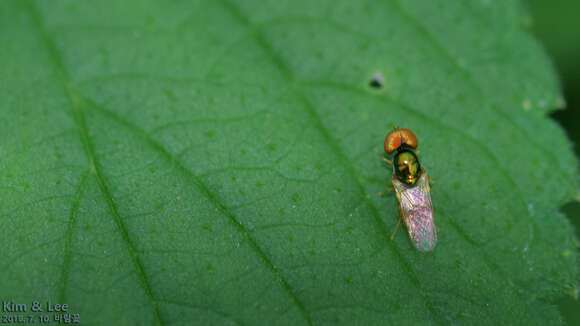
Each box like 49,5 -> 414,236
1,0 -> 578,324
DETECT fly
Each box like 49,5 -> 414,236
381,128 -> 437,252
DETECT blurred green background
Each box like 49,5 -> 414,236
527,0 -> 580,324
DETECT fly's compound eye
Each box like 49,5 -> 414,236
384,128 -> 418,154
394,151 -> 421,185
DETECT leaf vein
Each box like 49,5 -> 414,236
25,2 -> 165,324
79,94 -> 313,326
58,169 -> 90,303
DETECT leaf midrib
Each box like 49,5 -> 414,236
26,3 -> 316,324
25,2 -> 164,324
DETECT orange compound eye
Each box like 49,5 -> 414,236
384,128 -> 418,154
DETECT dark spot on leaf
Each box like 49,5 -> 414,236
204,130 -> 215,138
267,143 -> 277,152
369,79 -> 383,89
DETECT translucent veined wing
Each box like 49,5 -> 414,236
392,169 -> 437,252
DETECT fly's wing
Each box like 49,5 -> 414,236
392,169 -> 437,252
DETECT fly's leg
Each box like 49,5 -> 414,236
390,218 -> 401,240
390,205 -> 402,240
428,176 -> 435,185
374,147 -> 392,165
382,156 -> 393,165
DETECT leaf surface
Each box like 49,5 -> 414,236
1,0 -> 578,325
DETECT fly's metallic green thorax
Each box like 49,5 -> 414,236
394,147 -> 421,185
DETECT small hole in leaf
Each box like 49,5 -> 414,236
369,72 -> 385,89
